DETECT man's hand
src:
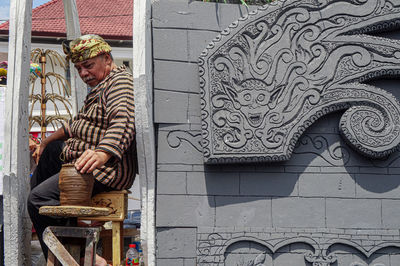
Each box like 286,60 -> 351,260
32,145 -> 41,164
29,137 -> 38,152
29,137 -> 41,164
32,141 -> 48,164
75,149 -> 111,174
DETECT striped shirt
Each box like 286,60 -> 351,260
62,65 -> 136,189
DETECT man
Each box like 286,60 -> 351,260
27,34 -> 136,265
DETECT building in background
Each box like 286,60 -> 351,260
0,0 -> 133,65
0,0 -> 133,133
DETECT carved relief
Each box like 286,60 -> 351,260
167,130 -> 203,152
91,198 -> 117,215
293,134 -> 350,166
237,254 -> 267,266
199,0 -> 400,163
88,191 -> 128,221
197,227 -> 400,265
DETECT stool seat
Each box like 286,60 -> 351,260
39,205 -> 111,217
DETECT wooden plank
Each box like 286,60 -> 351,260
133,0 -> 156,265
83,229 -> 98,266
44,226 -> 100,265
112,222 -> 122,266
39,205 -> 111,217
120,221 -> 124,262
62,0 -> 86,113
100,227 -> 139,263
100,228 -> 139,238
49,226 -> 100,238
43,227 -> 79,266
3,0 -> 33,265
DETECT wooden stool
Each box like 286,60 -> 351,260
83,190 -> 129,265
43,225 -> 101,266
39,190 -> 130,266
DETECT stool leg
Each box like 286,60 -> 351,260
43,227 -> 79,266
120,222 -> 124,261
83,229 -> 99,266
112,221 -> 122,266
47,251 -> 56,266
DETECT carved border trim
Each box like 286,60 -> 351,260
197,227 -> 400,265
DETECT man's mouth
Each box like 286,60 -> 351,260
83,77 -> 94,83
249,113 -> 261,125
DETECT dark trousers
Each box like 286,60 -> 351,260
27,140 -> 112,259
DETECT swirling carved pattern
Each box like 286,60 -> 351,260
304,250 -> 337,266
294,134 -> 350,166
167,130 -> 203,152
198,233 -> 223,259
91,198 -> 117,215
196,227 -> 400,265
199,0 -> 400,163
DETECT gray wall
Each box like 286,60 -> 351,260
152,1 -> 400,265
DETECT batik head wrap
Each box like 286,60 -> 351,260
62,34 -> 112,63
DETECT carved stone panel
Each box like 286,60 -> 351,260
197,227 -> 400,265
199,0 -> 400,164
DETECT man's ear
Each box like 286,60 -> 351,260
103,53 -> 113,65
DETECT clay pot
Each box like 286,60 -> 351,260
58,163 -> 94,206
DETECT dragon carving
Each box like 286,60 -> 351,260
199,0 -> 400,163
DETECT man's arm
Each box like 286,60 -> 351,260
95,78 -> 135,162
32,127 -> 68,163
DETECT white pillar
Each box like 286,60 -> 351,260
62,0 -> 85,113
133,0 -> 156,264
3,0 -> 33,265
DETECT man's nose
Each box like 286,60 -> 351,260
79,68 -> 88,77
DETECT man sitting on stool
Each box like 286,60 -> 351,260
27,34 -> 136,266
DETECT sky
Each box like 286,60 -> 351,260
0,0 -> 50,22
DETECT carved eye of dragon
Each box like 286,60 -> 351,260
199,0 -> 400,163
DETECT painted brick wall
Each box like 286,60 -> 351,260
152,0 -> 400,265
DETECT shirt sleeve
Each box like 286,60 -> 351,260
95,74 -> 135,161
61,119 -> 72,138
61,110 -> 81,138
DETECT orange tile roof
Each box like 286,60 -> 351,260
0,0 -> 132,40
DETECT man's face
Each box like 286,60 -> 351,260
74,54 -> 111,87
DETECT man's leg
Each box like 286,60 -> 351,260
28,173 -> 64,259
28,140 -> 65,258
28,171 -> 113,259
